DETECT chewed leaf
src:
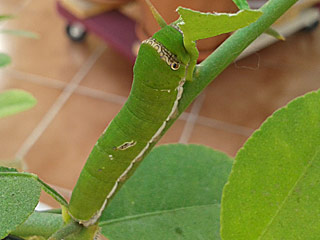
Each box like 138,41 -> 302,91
177,7 -> 262,41
232,0 -> 250,10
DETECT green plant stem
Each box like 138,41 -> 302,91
178,0 -> 298,112
11,211 -> 63,239
48,221 -> 82,240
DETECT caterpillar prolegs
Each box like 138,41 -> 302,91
68,24 -> 191,226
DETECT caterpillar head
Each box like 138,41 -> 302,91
136,25 -> 190,90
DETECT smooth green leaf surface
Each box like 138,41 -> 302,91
177,7 -> 262,41
221,90 -> 320,239
11,211 -> 63,239
100,144 -> 233,240
0,89 -> 36,118
232,0 -> 250,10
0,53 -> 11,68
0,173 -> 41,239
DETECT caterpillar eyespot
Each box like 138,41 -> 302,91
69,24 -> 191,227
171,62 -> 180,70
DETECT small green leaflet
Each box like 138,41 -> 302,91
0,89 -> 36,118
176,7 -> 262,80
230,0 -> 285,41
177,7 -> 262,42
0,53 -> 11,68
221,90 -> 320,239
232,0 -> 250,10
0,15 -> 14,22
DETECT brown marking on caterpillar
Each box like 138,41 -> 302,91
143,38 -> 180,70
114,140 -> 136,151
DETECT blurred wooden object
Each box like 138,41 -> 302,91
60,0 -> 128,18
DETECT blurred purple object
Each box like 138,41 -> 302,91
57,1 -> 138,63
248,0 -> 268,9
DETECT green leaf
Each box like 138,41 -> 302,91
0,15 -> 14,21
0,171 -> 67,207
0,173 -> 41,239
0,53 -> 11,68
0,166 -> 18,172
0,29 -> 39,39
232,0 -> 250,10
99,144 -> 233,240
11,211 -> 63,239
0,89 -> 36,118
264,27 -> 285,41
177,7 -> 263,41
221,90 -> 320,239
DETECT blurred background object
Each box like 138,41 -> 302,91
0,0 -> 320,208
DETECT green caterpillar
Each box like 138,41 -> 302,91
68,23 -> 191,226
68,2 -> 262,226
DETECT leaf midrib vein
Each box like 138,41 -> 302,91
99,203 -> 219,226
258,148 -> 320,239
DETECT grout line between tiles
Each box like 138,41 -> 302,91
14,0 -> 33,14
7,69 -> 67,90
9,66 -> 254,138
196,115 -> 254,137
48,183 -> 73,200
76,85 -> 127,105
0,0 -> 33,27
15,45 -> 106,160
178,93 -> 206,144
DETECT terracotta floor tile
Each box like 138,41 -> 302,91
188,124 -> 249,157
0,0 -> 29,14
199,59 -> 320,129
0,0 -> 103,82
248,29 -> 320,71
25,93 -> 123,191
0,71 -> 61,160
158,119 -> 186,145
80,48 -> 133,97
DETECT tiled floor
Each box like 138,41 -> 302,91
1,0 -> 320,207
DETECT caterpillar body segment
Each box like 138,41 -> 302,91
68,25 -> 191,225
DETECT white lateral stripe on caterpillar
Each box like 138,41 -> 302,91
80,77 -> 186,227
